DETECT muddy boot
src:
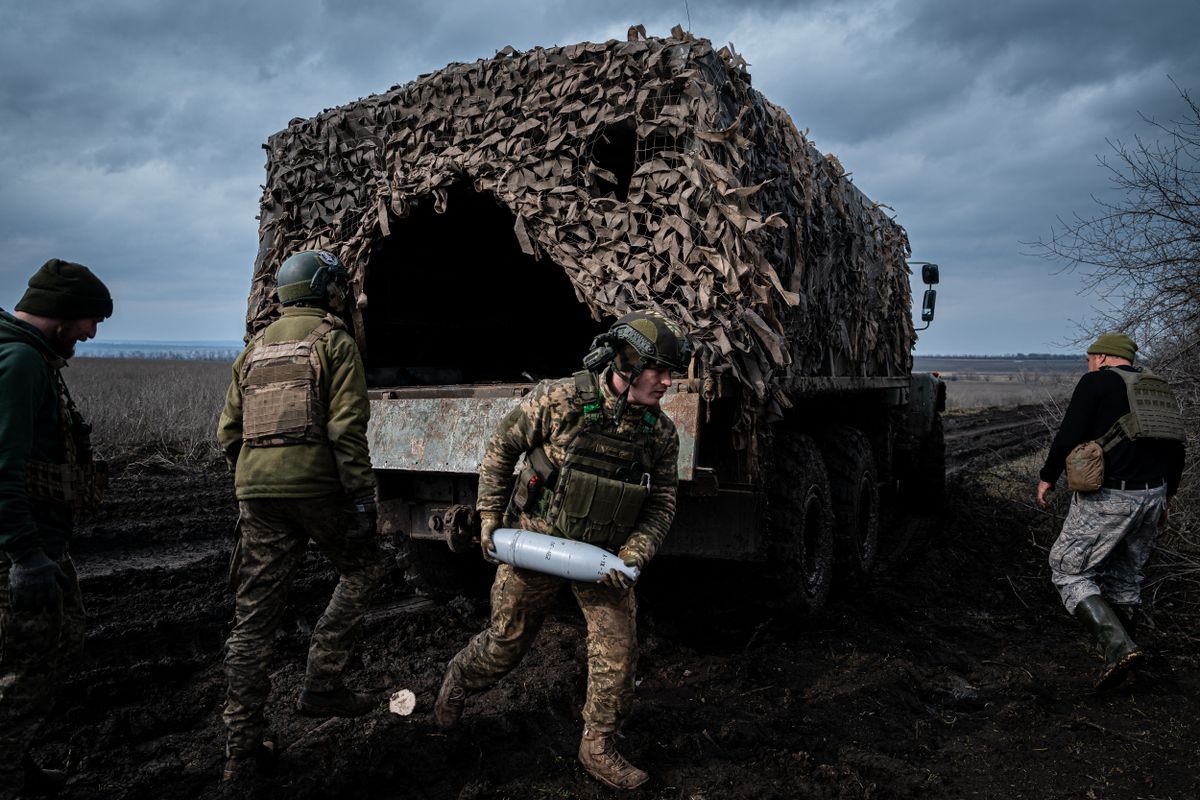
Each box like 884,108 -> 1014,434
578,727 -> 648,790
21,752 -> 66,797
295,685 -> 379,718
433,665 -> 467,730
1074,595 -> 1144,691
221,736 -> 277,783
1112,603 -> 1141,640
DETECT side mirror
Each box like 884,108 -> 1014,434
908,261 -> 940,331
921,288 -> 937,322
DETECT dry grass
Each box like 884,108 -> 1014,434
63,358 -> 232,466
944,378 -> 1076,411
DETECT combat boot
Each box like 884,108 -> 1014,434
221,736 -> 277,784
578,727 -> 648,790
433,665 -> 466,730
1074,595 -> 1144,691
21,752 -> 67,796
295,685 -> 379,718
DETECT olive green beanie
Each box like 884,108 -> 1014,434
1087,331 -> 1137,361
15,259 -> 113,320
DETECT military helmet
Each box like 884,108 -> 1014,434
276,250 -> 348,307
606,311 -> 693,373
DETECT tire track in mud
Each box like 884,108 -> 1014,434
945,404 -> 1051,475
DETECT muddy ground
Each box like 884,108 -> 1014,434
32,406 -> 1200,799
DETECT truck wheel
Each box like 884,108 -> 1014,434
767,433 -> 835,614
818,426 -> 880,585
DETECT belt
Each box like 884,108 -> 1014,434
1103,477 -> 1165,491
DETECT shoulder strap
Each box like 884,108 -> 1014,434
573,369 -> 603,427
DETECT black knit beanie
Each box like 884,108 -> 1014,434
15,259 -> 113,319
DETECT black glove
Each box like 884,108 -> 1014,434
346,496 -> 378,542
8,550 -> 70,613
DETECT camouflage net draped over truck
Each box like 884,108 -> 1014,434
246,26 -> 915,423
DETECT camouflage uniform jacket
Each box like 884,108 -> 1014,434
476,372 -> 679,557
216,306 -> 376,501
0,310 -> 72,560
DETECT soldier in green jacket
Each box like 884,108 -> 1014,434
216,250 -> 385,783
1,259 -> 112,799
434,311 -> 689,791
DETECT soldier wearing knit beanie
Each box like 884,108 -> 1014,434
8,259 -> 112,359
1,257 -> 112,794
15,258 -> 113,321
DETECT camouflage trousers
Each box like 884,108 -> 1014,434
1049,485 -> 1168,614
448,563 -> 637,733
223,497 -> 386,756
0,555 -> 85,792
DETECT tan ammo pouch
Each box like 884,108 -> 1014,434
1063,368 -> 1186,493
1064,441 -> 1105,492
550,468 -> 649,547
240,317 -> 338,446
26,458 -> 107,513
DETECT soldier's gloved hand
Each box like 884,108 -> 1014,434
346,496 -> 378,542
8,550 -> 70,613
600,545 -> 646,590
479,513 -> 502,565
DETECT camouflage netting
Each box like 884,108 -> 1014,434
246,25 -> 916,419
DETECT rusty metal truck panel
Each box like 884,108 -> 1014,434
369,388 -> 701,480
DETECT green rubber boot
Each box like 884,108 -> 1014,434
1074,595 -> 1143,691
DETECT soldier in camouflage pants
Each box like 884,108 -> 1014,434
216,251 -> 385,782
1037,332 -> 1185,691
1049,486 -> 1169,615
223,499 -> 386,756
435,311 -> 690,791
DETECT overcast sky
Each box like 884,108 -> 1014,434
2,0 -> 1196,355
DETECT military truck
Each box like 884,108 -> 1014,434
242,28 -> 945,612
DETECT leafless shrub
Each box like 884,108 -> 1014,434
63,358 -> 231,466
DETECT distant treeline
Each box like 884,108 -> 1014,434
75,341 -> 240,361
919,354 -> 1078,360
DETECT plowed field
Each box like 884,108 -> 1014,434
28,406 -> 1200,799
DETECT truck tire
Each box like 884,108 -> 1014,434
767,432 -> 835,614
818,426 -> 880,585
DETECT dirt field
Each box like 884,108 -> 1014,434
29,403 -> 1200,799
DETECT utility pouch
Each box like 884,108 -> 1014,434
552,469 -> 649,546
1064,441 -> 1105,492
509,447 -> 557,514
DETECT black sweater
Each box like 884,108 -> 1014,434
1040,366 -> 1186,496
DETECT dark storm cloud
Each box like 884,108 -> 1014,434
0,0 -> 1195,351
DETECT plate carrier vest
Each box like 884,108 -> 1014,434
1094,367 -> 1186,453
26,361 -> 106,514
510,370 -> 661,548
239,314 -> 342,447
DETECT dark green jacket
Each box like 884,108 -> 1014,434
216,306 -> 376,500
0,309 -> 72,560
